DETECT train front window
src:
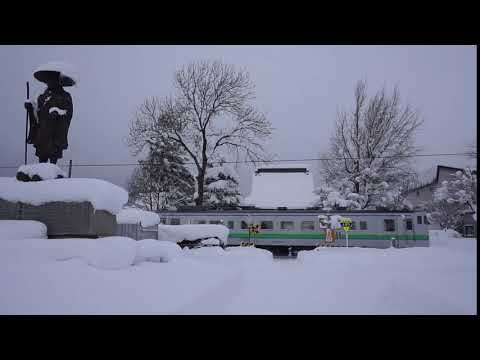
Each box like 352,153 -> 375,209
261,221 -> 274,230
280,221 -> 294,230
384,219 -> 395,232
301,221 -> 315,231
241,221 -> 249,229
360,221 -> 367,230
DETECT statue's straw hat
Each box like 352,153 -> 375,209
33,61 -> 77,87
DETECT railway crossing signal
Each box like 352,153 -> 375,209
244,224 -> 260,246
339,218 -> 352,248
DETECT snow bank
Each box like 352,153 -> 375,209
134,239 -> 182,263
201,238 -> 221,246
225,246 -> 273,260
0,220 -> 47,240
48,237 -> 138,270
0,177 -> 128,215
244,164 -> 314,208
17,163 -> 67,180
158,224 -> 229,245
117,208 -> 160,227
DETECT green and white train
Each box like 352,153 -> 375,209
156,208 -> 430,251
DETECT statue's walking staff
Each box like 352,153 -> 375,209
24,81 -> 29,164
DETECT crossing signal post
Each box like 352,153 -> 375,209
339,218 -> 352,248
247,224 -> 260,246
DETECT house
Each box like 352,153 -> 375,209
403,165 -> 477,237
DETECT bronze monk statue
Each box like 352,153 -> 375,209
24,67 -> 74,164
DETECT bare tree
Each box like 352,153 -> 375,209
319,80 -> 423,209
128,61 -> 273,206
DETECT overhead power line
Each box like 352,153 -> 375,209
0,152 -> 476,169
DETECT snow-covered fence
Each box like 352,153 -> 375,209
116,223 -> 158,241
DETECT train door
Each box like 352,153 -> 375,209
404,217 -> 415,247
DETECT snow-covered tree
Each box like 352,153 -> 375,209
426,168 -> 477,230
127,61 -> 274,206
127,140 -> 195,211
202,162 -> 242,208
318,80 -> 422,210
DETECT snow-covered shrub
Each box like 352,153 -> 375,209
426,168 -> 477,230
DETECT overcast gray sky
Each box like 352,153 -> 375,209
0,45 -> 476,194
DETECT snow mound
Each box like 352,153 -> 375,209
17,163 -> 67,180
225,246 -> 273,260
49,237 -> 137,270
117,208 -> 160,227
187,246 -> 226,258
0,220 -> 47,240
158,224 -> 229,245
201,238 -> 221,246
0,177 -> 128,215
134,239 -> 182,263
34,61 -> 78,85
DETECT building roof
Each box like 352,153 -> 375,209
243,164 -> 315,209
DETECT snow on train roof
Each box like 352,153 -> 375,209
243,164 -> 315,208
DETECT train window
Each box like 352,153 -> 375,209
350,221 -> 356,230
160,217 -> 167,224
360,221 -> 367,230
170,218 -> 181,225
197,220 -> 206,224
241,221 -> 249,229
417,216 -> 423,224
280,221 -> 295,230
423,215 -> 430,225
209,220 -> 222,224
260,221 -> 274,230
406,219 -> 413,230
301,221 -> 315,231
227,221 -> 235,230
384,219 -> 395,232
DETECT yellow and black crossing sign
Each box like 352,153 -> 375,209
339,218 -> 352,232
248,224 -> 260,236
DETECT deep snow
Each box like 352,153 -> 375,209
0,225 -> 475,314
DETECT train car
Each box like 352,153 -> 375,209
156,208 -> 430,251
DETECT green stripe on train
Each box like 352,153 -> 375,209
228,232 -> 429,241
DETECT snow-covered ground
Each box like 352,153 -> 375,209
0,225 -> 475,314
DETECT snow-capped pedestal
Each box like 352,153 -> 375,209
16,163 -> 67,182
0,177 -> 128,238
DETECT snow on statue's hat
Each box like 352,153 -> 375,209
33,61 -> 77,87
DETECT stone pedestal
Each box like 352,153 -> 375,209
0,199 -> 116,238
